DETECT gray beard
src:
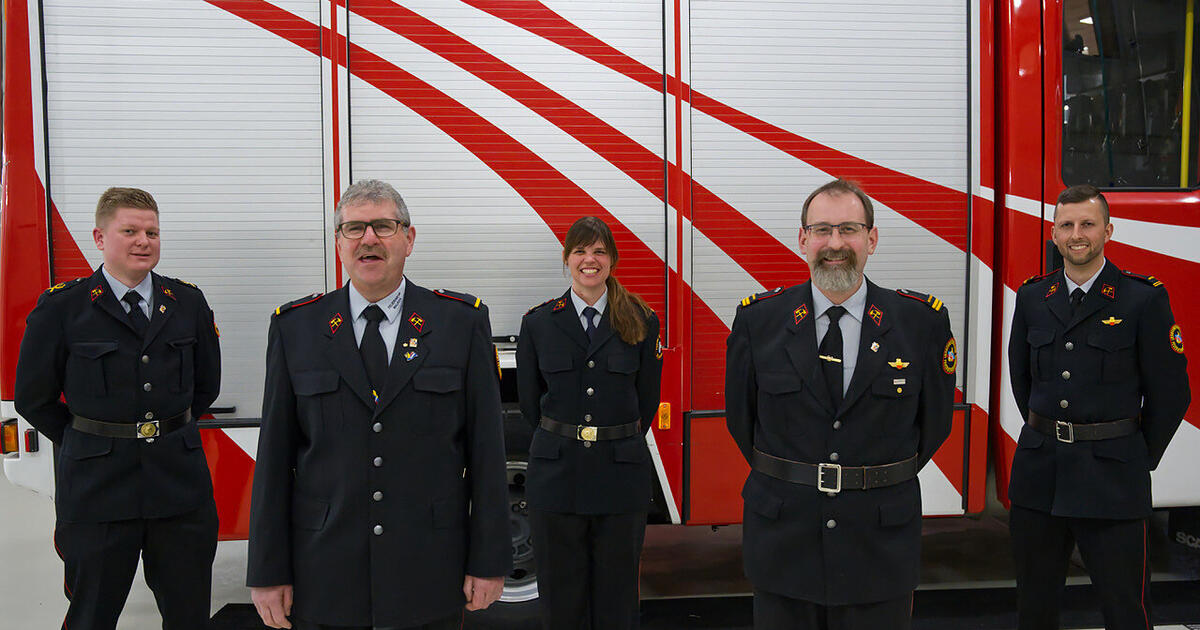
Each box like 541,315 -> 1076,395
811,262 -> 860,294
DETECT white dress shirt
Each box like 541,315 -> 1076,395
570,288 -> 608,332
348,278 -> 406,365
102,265 -> 153,319
811,279 -> 869,395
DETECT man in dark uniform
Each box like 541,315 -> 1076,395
725,179 -> 956,630
247,179 -> 511,630
1007,184 -> 1190,630
15,187 -> 222,630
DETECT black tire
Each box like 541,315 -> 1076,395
466,458 -> 540,629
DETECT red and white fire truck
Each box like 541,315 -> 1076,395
2,0 -> 1197,606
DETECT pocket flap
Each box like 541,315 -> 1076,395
758,371 -> 802,395
1027,328 -> 1054,347
1017,425 -> 1046,449
62,429 -> 113,460
71,341 -> 119,359
540,354 -> 574,373
291,493 -> 329,531
413,367 -> 463,393
608,354 -> 638,374
167,336 -> 197,348
1088,330 -> 1135,352
293,370 -> 339,395
741,478 -> 783,520
530,434 -> 562,459
878,496 -> 918,527
612,439 -> 648,463
432,497 -> 467,529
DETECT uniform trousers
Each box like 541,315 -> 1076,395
752,588 -> 912,630
1010,504 -> 1152,630
292,612 -> 463,630
529,510 -> 647,630
53,499 -> 218,630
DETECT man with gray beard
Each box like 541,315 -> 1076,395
725,179 -> 957,630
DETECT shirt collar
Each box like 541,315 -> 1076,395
571,287 -> 608,318
101,265 -> 153,304
1064,260 -> 1106,295
348,277 -> 407,322
811,277 -> 868,322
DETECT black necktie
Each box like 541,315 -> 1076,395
361,305 -> 389,397
819,306 -> 846,408
122,290 -> 149,336
1070,288 -> 1085,316
582,306 -> 598,340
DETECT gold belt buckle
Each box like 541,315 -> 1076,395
578,426 -> 598,442
137,420 -> 160,440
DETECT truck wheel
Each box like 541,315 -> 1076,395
465,458 -> 540,629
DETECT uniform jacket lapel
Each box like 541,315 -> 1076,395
839,281 -> 892,416
1044,269 -> 1073,327
551,289 -> 590,350
375,282 -> 432,415
1068,262 -> 1119,330
89,269 -> 139,335
322,287 -> 376,409
586,305 -> 616,358
784,283 -> 835,416
142,274 -> 176,348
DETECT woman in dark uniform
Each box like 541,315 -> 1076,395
516,216 -> 664,630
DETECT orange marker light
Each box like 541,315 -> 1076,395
1,420 -> 19,455
657,403 -> 671,430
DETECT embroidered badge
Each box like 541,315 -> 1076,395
328,313 -> 343,335
47,282 -> 68,293
408,312 -> 425,332
942,338 -> 958,375
793,304 -> 809,324
90,285 -> 104,301
1100,316 -> 1122,326
1170,324 -> 1185,354
213,322 -> 220,338
870,341 -> 880,353
1101,284 -> 1116,300
158,304 -> 167,314
888,358 -> 909,369
867,304 -> 883,327
655,335 -> 664,360
161,287 -> 175,300
494,346 -> 502,380
1045,283 -> 1059,299
552,299 -> 568,312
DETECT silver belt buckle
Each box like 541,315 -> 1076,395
1055,421 -> 1075,443
817,463 -> 842,493
137,420 -> 160,441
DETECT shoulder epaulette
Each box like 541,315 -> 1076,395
527,297 -> 559,314
1121,269 -> 1164,287
42,277 -> 86,296
434,288 -> 483,308
1022,270 -> 1058,286
896,288 -> 944,312
274,293 -> 323,316
163,276 -> 200,290
739,287 -> 784,308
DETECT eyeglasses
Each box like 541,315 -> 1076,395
802,222 -> 870,238
335,219 -> 407,239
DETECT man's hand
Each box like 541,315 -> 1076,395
463,575 -> 505,611
251,584 -> 294,628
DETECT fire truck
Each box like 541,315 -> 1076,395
2,0 -> 1197,609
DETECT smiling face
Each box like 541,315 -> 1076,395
799,191 -> 878,299
1052,197 -> 1112,273
336,199 -> 415,302
93,207 -> 161,286
566,239 -> 612,295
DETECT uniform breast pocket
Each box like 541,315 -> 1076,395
66,340 -> 119,396
539,354 -> 574,377
1027,328 -> 1055,381
167,337 -> 196,392
1087,329 -> 1136,382
607,352 -> 638,376
412,367 -> 464,434
293,369 -> 342,431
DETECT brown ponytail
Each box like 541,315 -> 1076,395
563,217 -> 652,345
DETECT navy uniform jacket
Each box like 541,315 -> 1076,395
1008,261 -> 1190,519
516,290 -> 663,514
725,279 -> 955,605
14,268 -> 221,523
247,282 -> 511,628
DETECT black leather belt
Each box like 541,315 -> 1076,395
71,410 -> 192,441
751,448 -> 918,494
1028,412 -> 1139,443
539,416 -> 640,442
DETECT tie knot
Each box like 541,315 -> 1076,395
825,305 -> 846,323
122,290 -> 142,308
582,306 -> 598,320
1070,288 -> 1085,305
363,304 -> 386,324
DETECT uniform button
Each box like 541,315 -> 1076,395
583,442 -> 592,448
373,491 -> 383,501
141,355 -> 150,364
144,412 -> 154,420
373,457 -> 383,467
1065,342 -> 1074,351
826,519 -> 837,529
1061,370 -> 1071,380
143,383 -> 152,392
587,360 -> 595,368
372,422 -> 383,433
1059,400 -> 1069,409
373,525 -> 383,535
832,420 -> 842,430
586,387 -> 594,396
829,452 -> 840,462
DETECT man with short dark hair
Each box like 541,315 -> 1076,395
1008,184 -> 1190,629
726,179 -> 956,629
15,186 -> 222,630
247,179 -> 511,630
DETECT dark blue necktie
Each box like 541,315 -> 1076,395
582,306 -> 598,340
819,306 -> 846,407
122,290 -> 149,336
361,305 -> 388,395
